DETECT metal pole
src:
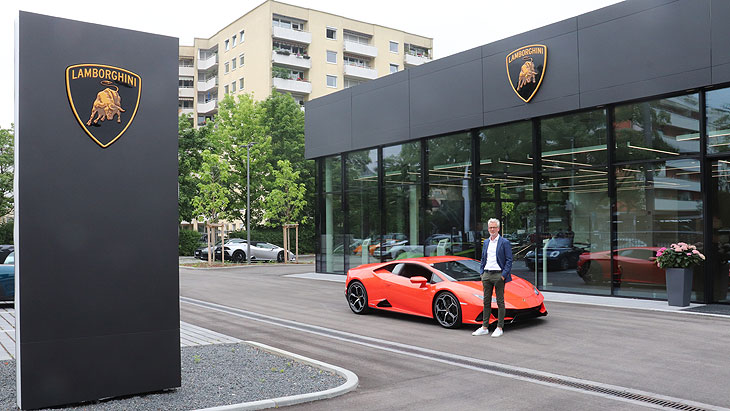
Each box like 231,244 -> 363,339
247,143 -> 251,264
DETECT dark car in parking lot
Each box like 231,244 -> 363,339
0,252 -> 14,302
0,245 -> 13,264
525,237 -> 586,271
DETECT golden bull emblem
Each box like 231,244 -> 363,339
66,64 -> 141,148
506,45 -> 547,103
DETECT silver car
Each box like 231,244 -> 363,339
216,240 -> 294,263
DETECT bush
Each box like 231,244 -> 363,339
179,229 -> 202,256
229,225 -> 315,254
0,221 -> 13,245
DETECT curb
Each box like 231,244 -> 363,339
196,341 -> 358,411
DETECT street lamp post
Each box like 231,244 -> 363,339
246,142 -> 256,264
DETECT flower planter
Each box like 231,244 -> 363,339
665,267 -> 692,307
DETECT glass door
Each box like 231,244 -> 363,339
710,160 -> 730,303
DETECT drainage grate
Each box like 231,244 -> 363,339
181,297 -> 724,411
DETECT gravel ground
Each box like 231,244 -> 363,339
0,343 -> 345,410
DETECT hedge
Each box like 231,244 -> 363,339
0,221 -> 12,245
179,229 -> 202,256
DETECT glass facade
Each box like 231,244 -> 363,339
315,87 -> 730,304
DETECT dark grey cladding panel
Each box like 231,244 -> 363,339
304,88 -> 352,159
481,17 -> 577,58
409,47 -> 483,139
576,0 -> 677,30
351,70 -> 409,150
711,0 -> 730,84
483,32 -> 580,121
577,0 -> 711,106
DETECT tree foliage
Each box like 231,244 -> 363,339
0,125 -> 14,218
262,159 -> 307,226
178,115 -> 211,223
191,149 -> 233,223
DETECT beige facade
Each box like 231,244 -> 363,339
178,0 -> 433,126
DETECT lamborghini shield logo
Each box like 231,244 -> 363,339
65,64 -> 141,148
506,45 -> 547,103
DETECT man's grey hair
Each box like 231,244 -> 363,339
487,218 -> 500,227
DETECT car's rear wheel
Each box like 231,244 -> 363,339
580,260 -> 602,284
346,281 -> 370,314
433,292 -> 462,329
232,250 -> 245,263
277,251 -> 284,263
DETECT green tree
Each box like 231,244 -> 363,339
178,115 -> 210,223
262,159 -> 307,227
0,125 -> 14,218
192,149 -> 233,263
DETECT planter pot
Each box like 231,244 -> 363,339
666,267 -> 692,307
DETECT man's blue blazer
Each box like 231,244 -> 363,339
479,236 -> 513,283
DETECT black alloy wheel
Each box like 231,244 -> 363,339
232,250 -> 245,263
433,292 -> 462,329
346,281 -> 370,314
277,251 -> 284,263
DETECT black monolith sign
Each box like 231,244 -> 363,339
15,12 -> 180,409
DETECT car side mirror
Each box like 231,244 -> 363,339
410,276 -> 428,286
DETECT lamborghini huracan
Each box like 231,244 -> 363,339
345,256 -> 547,329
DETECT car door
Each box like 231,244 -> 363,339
255,242 -> 277,260
385,263 -> 434,315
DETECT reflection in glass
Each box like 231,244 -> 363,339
541,109 -> 607,168
614,94 -> 700,161
382,142 -> 421,261
615,159 -> 703,299
710,160 -> 730,303
346,189 -> 379,269
346,149 -> 378,190
320,155 -> 344,273
479,121 -> 532,174
706,87 -> 730,154
537,170 -> 610,294
425,133 -> 474,259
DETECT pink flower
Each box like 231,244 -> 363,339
656,251 -> 663,257
687,252 -> 692,256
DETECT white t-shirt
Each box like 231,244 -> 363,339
485,235 -> 501,271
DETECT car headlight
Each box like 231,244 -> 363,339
526,251 -> 534,257
549,250 -> 560,258
472,293 -> 484,300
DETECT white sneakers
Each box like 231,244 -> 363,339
491,327 -> 503,338
472,327 -> 489,336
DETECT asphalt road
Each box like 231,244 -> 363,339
180,264 -> 730,411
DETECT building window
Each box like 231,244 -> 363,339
179,58 -> 193,67
273,41 -> 307,56
178,77 -> 194,88
389,41 -> 398,53
344,55 -> 370,68
344,31 -> 370,45
232,58 -> 236,70
178,99 -> 193,109
240,30 -> 245,42
232,35 -> 237,47
224,85 -> 229,94
389,64 -> 398,73
224,62 -> 229,74
326,75 -> 337,88
239,78 -> 244,89
231,81 -> 236,92
326,27 -> 336,39
273,16 -> 303,31
344,78 -> 365,88
327,50 -> 337,64
225,39 -> 230,51
239,54 -> 245,66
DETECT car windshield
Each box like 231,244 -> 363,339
431,259 -> 482,281
546,238 -> 572,248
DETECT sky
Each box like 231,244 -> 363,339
0,0 -> 623,129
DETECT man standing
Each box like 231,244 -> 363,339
472,218 -> 513,337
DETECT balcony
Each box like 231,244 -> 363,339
272,26 -> 311,44
178,66 -> 194,77
178,87 -> 195,98
273,77 -> 312,94
344,64 -> 377,80
197,76 -> 218,92
198,54 -> 218,71
272,51 -> 312,69
198,99 -> 218,114
343,41 -> 378,58
405,53 -> 431,67
178,108 -> 194,116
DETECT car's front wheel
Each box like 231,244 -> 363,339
433,291 -> 462,329
232,250 -> 245,263
346,281 -> 370,314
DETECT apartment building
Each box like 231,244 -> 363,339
178,0 -> 433,126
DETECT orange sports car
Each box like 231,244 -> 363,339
345,256 -> 547,329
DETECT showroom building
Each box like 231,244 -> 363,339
304,0 -> 730,304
